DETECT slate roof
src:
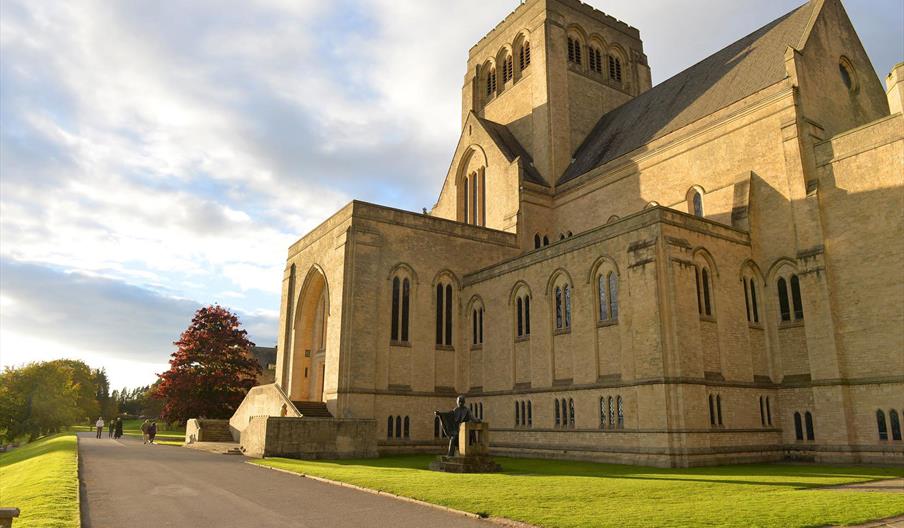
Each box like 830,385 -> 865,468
476,116 -> 548,186
558,1 -> 816,185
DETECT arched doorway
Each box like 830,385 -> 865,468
289,266 -> 329,402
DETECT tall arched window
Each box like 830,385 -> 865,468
390,275 -> 411,343
472,306 -> 484,346
804,411 -> 815,441
891,410 -> 902,441
765,397 -> 772,425
519,401 -> 524,425
568,398 -> 575,428
743,277 -> 760,324
877,410 -> 888,440
395,416 -> 402,438
524,296 -> 531,335
561,398 -> 567,428
600,397 -> 607,428
391,277 -> 400,341
519,41 -> 531,70
387,416 -> 393,438
709,395 -> 716,426
543,235 -> 549,246
777,278 -> 791,322
534,234 -> 541,249
716,395 -> 723,426
515,291 -> 531,338
598,275 -> 609,321
554,399 -> 561,426
617,396 -> 624,428
696,265 -> 713,317
794,412 -> 803,441
608,55 -> 622,82
790,275 -> 804,320
527,401 -> 532,426
555,286 -> 563,329
564,285 -> 572,328
403,416 -> 410,438
516,298 -> 524,337
608,272 -> 619,321
608,396 -> 615,427
435,281 -> 454,346
759,396 -> 766,426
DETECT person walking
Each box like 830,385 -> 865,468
140,419 -> 151,444
108,419 -> 115,438
148,421 -> 158,444
95,417 -> 105,439
114,417 -> 123,439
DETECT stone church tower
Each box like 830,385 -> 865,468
231,0 -> 904,467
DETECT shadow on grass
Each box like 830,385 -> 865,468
271,454 -> 904,491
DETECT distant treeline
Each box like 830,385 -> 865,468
0,359 -> 160,442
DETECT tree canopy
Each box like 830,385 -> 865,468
153,305 -> 261,424
0,359 -> 108,441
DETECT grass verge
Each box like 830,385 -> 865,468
0,434 -> 79,528
251,455 -> 904,528
70,418 -> 184,444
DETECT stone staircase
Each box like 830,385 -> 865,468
291,401 -> 332,418
199,420 -> 235,442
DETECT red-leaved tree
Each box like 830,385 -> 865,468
154,305 -> 261,424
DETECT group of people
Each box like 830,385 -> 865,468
93,417 -> 158,444
95,417 -> 123,439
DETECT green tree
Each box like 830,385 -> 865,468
0,362 -> 82,441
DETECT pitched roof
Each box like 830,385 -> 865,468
476,116 -> 548,186
559,1 -> 816,185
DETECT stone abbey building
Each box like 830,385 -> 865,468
258,0 -> 903,466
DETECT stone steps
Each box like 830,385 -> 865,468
292,401 -> 332,418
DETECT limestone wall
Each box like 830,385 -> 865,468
241,416 -> 378,460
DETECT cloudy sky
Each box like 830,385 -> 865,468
1,0 -> 901,389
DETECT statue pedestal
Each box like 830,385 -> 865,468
429,422 -> 501,473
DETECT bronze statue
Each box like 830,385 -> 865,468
435,395 -> 479,456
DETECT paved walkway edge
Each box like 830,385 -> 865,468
246,461 -> 538,528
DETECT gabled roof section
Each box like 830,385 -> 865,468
559,1 -> 817,185
476,116 -> 548,186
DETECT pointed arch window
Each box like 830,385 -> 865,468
599,397 -> 607,428
568,398 -> 575,428
555,286 -> 563,329
435,282 -> 454,347
515,292 -> 531,338
527,401 -> 532,426
617,396 -> 624,428
534,234 -> 541,249
765,397 -> 772,425
778,273 -> 804,323
554,399 -> 561,426
395,416 -> 402,438
543,235 -> 549,246
743,277 -> 760,324
598,271 -> 619,323
403,416 -> 410,438
877,410 -> 889,440
794,412 -> 804,441
387,416 -> 393,438
472,306 -> 484,346
891,410 -> 902,441
695,265 -> 713,317
804,411 -> 815,441
390,276 -> 411,343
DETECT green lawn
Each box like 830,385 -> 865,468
0,434 -> 79,528
252,455 -> 904,528
70,418 -> 185,444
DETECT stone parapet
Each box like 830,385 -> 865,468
241,416 -> 377,460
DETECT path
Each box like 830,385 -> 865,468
77,433 -> 490,528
